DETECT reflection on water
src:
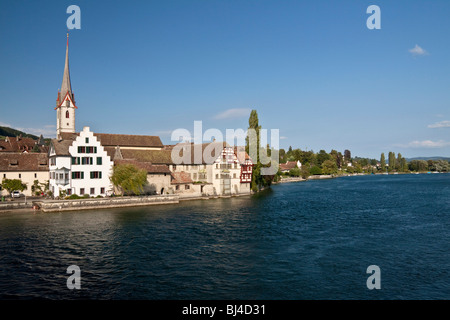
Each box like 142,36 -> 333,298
0,174 -> 449,299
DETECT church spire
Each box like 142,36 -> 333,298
59,32 -> 73,106
56,32 -> 77,139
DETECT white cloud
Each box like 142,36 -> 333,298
0,121 -> 11,127
280,136 -> 288,140
214,108 -> 251,120
428,120 -> 450,128
397,140 -> 450,148
409,44 -> 428,56
16,126 -> 56,138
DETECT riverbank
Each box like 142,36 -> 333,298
26,192 -> 253,213
33,194 -> 179,213
0,201 -> 33,212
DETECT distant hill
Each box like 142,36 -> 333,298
406,156 -> 450,162
0,126 -> 40,140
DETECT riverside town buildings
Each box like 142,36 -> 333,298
1,34 -> 253,199
44,33 -> 252,198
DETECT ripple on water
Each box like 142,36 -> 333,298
0,174 -> 450,299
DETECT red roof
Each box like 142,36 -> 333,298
171,171 -> 193,184
279,161 -> 298,171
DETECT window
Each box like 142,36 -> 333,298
176,185 -> 180,190
3,174 -> 5,178
233,173 -> 236,178
82,157 -> 93,165
72,157 -> 81,165
216,164 -> 219,168
66,110 -> 69,118
67,189 -> 72,195
80,188 -> 85,195
173,165 -> 177,171
97,157 -> 102,165
78,146 -> 85,153
19,174 -> 21,178
193,173 -> 197,180
90,171 -> 102,179
65,173 -> 69,180
90,188 -> 95,195
215,174 -> 219,179
85,137 -> 89,143
72,172 -> 84,179
34,173 -> 37,178
100,187 -> 105,194
51,158 -> 56,166
185,185 -> 190,190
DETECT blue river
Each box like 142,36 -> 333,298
0,174 -> 449,299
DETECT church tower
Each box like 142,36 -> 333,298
55,33 -> 77,139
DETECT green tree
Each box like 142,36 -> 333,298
300,165 -> 310,179
344,149 -> 351,163
246,110 -> 261,160
380,153 -> 386,172
310,165 -> 322,175
289,167 -> 301,177
316,150 -> 331,166
396,153 -> 404,171
111,164 -> 147,195
388,152 -> 396,172
1,178 -> 27,194
321,159 -> 338,175
400,157 -> 408,172
245,110 -> 274,192
330,149 -> 342,168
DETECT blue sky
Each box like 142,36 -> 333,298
1,0 -> 449,159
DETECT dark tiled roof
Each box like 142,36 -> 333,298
50,139 -> 73,156
94,133 -> 163,148
105,148 -> 174,164
59,132 -> 78,141
0,136 -> 39,152
171,171 -> 193,184
114,159 -> 171,174
59,132 -> 163,148
280,161 -> 298,171
0,153 -> 49,171
171,141 -> 230,165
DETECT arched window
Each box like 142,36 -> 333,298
66,110 -> 69,118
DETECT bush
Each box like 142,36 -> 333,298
288,167 -> 301,177
66,194 -> 82,199
301,166 -> 310,179
310,166 -> 322,175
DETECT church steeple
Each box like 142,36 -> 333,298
58,32 -> 74,106
56,32 -> 77,139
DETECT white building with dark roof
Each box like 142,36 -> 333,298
49,126 -> 114,197
0,153 -> 49,197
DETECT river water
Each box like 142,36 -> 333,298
0,174 -> 449,299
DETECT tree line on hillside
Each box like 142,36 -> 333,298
278,148 -> 450,179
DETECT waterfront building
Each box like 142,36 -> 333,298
49,126 -> 114,197
279,160 -> 301,173
0,153 -> 49,197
